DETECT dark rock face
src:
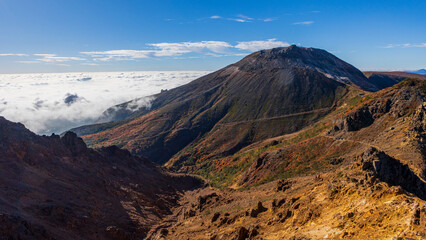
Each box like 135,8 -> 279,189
0,214 -> 55,240
61,131 -> 88,155
276,179 -> 292,192
249,201 -> 268,218
0,116 -> 203,239
410,102 -> 426,178
361,147 -> 426,200
197,193 -> 219,211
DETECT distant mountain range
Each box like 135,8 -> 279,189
405,69 -> 426,75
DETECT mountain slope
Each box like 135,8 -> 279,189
144,78 -> 426,240
78,46 -> 381,165
197,78 -> 426,188
0,116 -> 202,239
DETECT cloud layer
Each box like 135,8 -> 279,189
0,71 -> 209,134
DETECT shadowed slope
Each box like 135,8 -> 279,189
0,116 -> 203,239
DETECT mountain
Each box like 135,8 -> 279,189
74,46 -> 385,166
364,71 -> 426,89
2,46 -> 426,239
0,116 -> 202,239
147,78 -> 426,239
406,69 -> 426,75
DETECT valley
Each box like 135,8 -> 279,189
1,46 -> 426,239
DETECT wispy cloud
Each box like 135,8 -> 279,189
16,60 -> 40,64
227,14 -> 254,23
34,54 -> 85,63
208,14 -> 275,23
383,43 -> 426,48
80,50 -> 153,61
149,41 -> 232,55
82,39 -> 289,61
81,63 -> 100,66
293,21 -> 314,25
4,39 -> 290,64
262,18 -> 276,22
82,41 -> 233,61
235,39 -> 290,52
0,53 -> 29,57
229,18 -> 250,23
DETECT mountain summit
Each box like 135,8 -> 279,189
234,45 -> 378,91
74,46 -> 384,165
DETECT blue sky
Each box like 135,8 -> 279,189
0,0 -> 425,73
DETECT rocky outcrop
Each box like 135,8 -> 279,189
360,147 -> 426,200
248,201 -> 268,218
276,179 -> 292,192
410,102 -> 426,178
330,81 -> 424,133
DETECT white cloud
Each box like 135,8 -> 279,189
293,21 -> 314,25
227,15 -> 253,23
234,38 -> 290,52
34,54 -> 86,63
0,53 -> 28,57
3,39 -> 290,64
262,18 -> 276,22
82,39 -> 290,61
81,50 -> 154,61
0,71 -> 210,134
17,60 -> 41,64
383,43 -> 426,48
81,63 -> 99,66
229,18 -> 250,23
82,41 -> 233,61
209,14 -> 276,23
236,14 -> 253,20
149,41 -> 232,55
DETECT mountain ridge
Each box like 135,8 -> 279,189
0,116 -> 203,239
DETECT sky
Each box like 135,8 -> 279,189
0,0 -> 425,73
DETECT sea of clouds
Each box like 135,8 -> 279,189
0,71 -> 210,135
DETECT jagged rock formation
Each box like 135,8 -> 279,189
360,147 -> 426,200
330,80 -> 424,133
0,116 -> 203,239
